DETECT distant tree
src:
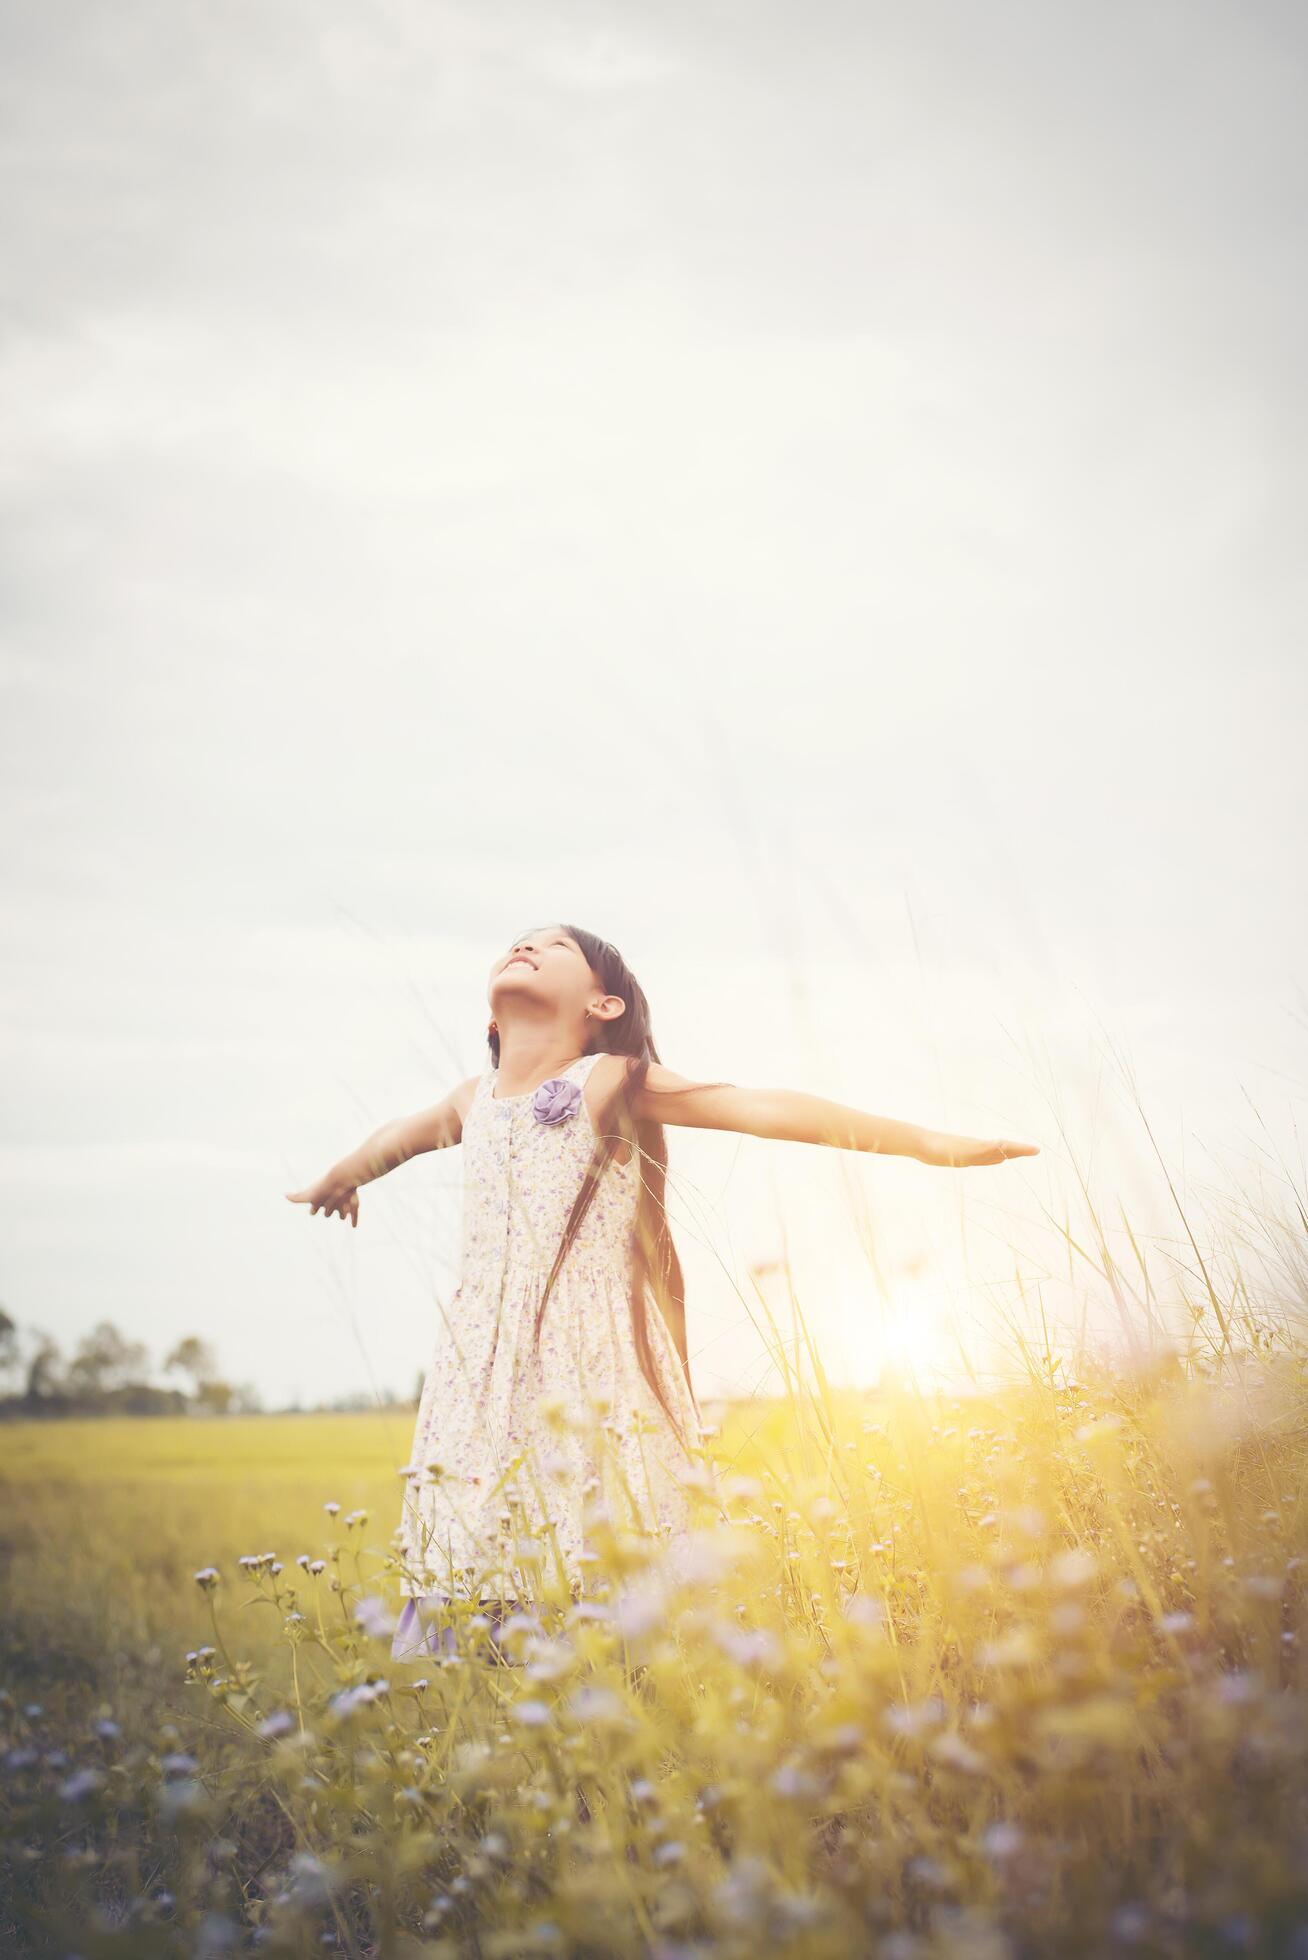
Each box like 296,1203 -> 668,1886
164,1336 -> 243,1416
0,1307 -> 19,1390
195,1378 -> 236,1414
65,1321 -> 150,1399
0,1319 -> 254,1422
164,1336 -> 221,1398
24,1332 -> 64,1403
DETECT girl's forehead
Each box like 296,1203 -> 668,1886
511,925 -> 579,949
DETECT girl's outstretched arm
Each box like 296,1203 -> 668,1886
628,1065 -> 1039,1169
284,1073 -> 481,1225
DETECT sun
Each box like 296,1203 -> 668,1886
832,1270 -> 960,1392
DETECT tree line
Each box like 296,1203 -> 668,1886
0,1309 -> 262,1419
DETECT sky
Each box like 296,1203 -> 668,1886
2,0 -> 1305,1412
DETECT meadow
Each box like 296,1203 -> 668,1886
2,1326 -> 1306,1957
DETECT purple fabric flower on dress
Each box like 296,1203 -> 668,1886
532,1076 -> 582,1126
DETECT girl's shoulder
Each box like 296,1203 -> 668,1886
579,1052 -> 638,1169
578,1049 -> 633,1116
464,1061 -> 496,1111
580,1050 -> 629,1090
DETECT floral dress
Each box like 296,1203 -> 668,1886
391,1050 -> 708,1660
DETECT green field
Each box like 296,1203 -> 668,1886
0,1409 -> 414,1693
2,1370 -> 1306,1957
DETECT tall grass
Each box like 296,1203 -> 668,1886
2,1099 -> 1306,1955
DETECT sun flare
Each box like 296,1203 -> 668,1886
834,1270 -> 961,1391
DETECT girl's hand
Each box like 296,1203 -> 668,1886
285,1177 -> 360,1227
917,1132 -> 1040,1168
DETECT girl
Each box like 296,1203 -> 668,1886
286,923 -> 1038,1663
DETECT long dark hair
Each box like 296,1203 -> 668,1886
488,925 -> 719,1454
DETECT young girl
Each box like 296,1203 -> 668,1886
286,923 -> 1038,1662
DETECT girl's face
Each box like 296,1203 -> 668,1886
489,925 -> 599,1020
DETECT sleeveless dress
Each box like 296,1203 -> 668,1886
390,1050 -> 708,1661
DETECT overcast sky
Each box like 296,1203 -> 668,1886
2,0 -> 1305,1411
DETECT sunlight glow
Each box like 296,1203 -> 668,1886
833,1271 -> 961,1392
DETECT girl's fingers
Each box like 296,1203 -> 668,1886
286,1185 -> 361,1218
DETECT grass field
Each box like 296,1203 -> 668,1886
0,1408 -> 413,1696
2,1350 -> 1306,1958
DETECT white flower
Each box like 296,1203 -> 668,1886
566,1685 -> 630,1728
982,1822 -> 1023,1860
510,1699 -> 553,1728
883,1697 -> 945,1737
329,1681 -> 389,1718
842,1592 -> 886,1630
353,1595 -> 398,1638
711,1621 -> 784,1672
611,1578 -> 667,1640
1050,1547 -> 1097,1590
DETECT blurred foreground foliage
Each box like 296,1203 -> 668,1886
2,1345 -> 1306,1958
